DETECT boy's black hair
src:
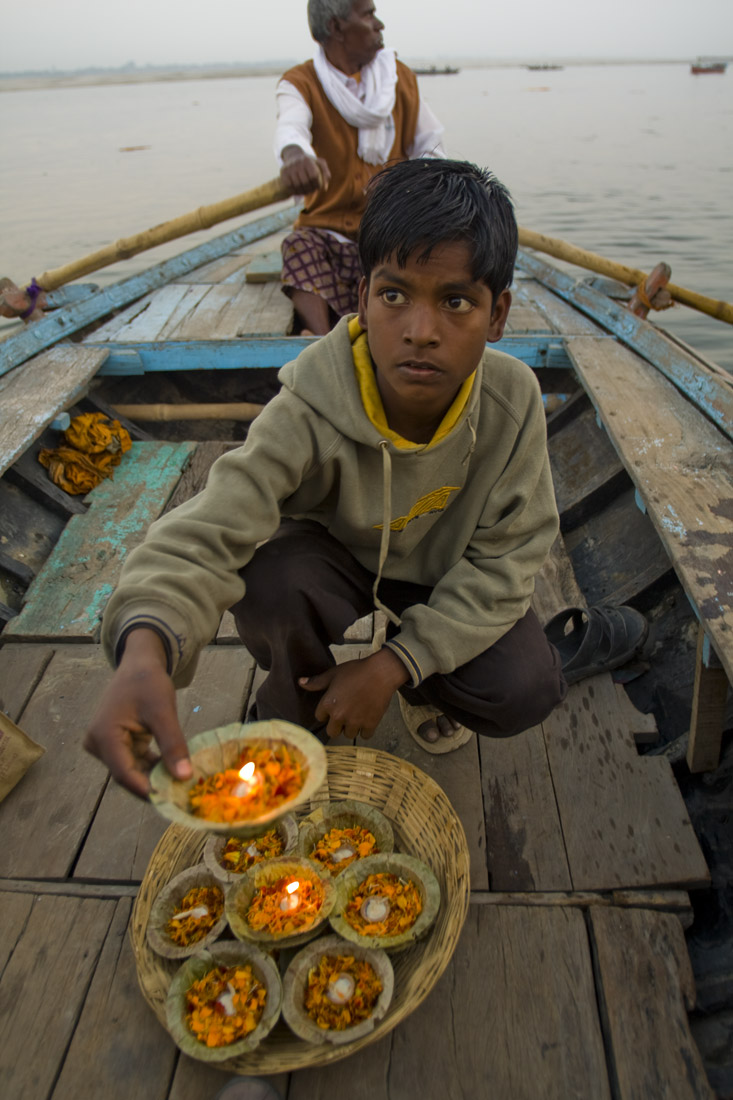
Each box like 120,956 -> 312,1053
358,158 -> 518,300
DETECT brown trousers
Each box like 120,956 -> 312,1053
231,520 -> 566,738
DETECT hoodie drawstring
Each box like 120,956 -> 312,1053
372,440 -> 402,628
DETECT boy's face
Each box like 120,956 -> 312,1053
358,241 -> 511,432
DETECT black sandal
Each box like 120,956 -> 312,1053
544,605 -> 649,685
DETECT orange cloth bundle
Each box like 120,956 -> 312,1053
38,412 -> 132,495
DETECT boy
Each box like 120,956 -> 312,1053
85,159 -> 566,798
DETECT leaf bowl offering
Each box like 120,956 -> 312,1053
203,813 -> 299,884
226,855 -> 337,951
282,933 -> 394,1045
298,799 -> 394,876
329,853 -> 440,953
165,941 -> 282,1062
149,720 -> 327,837
147,863 -> 228,959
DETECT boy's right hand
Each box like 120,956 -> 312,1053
84,628 -> 192,800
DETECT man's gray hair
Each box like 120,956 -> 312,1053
307,0 -> 356,44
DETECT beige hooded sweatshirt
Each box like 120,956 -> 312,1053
101,315 -> 559,688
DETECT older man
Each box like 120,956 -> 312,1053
275,0 -> 445,334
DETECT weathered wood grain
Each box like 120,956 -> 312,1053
0,646 -> 112,878
52,898 -> 177,1100
293,905 -> 611,1099
162,441 -> 237,513
369,693 -> 488,891
177,253 -> 251,284
548,404 -> 627,529
480,725 -> 572,891
0,893 -> 115,1100
0,891 -> 33,974
0,345 -> 109,476
563,488 -> 672,607
168,1057 -> 288,1100
590,906 -> 714,1099
74,646 -> 255,880
531,533 -> 584,625
567,334 -> 733,681
543,675 -> 710,890
245,250 -> 283,284
0,643 -> 54,720
4,441 -> 196,642
687,623 -> 730,772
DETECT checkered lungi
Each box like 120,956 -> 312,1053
281,227 -> 362,317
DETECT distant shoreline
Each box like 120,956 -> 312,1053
0,57 -> 699,93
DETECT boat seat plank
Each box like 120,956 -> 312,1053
568,334 -> 733,683
687,623 -> 729,773
4,440 -> 196,643
74,646 -> 256,881
544,674 -> 709,890
0,646 -> 112,878
290,905 -> 611,1100
245,250 -> 283,284
589,906 -> 715,1099
531,533 -> 585,623
0,345 -> 109,477
0,892 -> 116,1100
548,405 -> 628,530
51,897 -> 178,1100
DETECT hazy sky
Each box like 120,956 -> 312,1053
2,0 -> 732,72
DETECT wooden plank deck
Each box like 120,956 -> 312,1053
0,261 -> 723,1096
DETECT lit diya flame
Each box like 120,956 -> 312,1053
360,895 -> 391,923
279,879 -> 301,912
234,760 -> 260,799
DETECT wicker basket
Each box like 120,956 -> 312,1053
130,745 -> 471,1072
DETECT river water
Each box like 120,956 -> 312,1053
1,62 -> 731,368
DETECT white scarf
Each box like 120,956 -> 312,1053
313,45 -> 397,165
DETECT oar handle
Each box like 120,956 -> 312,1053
518,226 -> 733,326
30,178 -> 290,292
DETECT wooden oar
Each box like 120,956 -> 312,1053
518,227 -> 733,325
112,402 -> 265,422
26,178 -> 290,293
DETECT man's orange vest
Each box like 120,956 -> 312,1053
281,59 -> 421,240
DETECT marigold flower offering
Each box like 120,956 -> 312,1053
220,828 -> 285,873
345,872 -> 422,937
166,885 -> 224,947
310,825 -> 379,874
304,954 -> 383,1031
247,875 -> 324,936
188,740 -> 305,823
185,964 -> 266,1048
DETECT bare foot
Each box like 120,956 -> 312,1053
417,714 -> 463,743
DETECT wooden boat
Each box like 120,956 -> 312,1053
690,58 -> 728,74
1,206 -> 732,1097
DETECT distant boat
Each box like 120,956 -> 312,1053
412,65 -> 460,76
690,58 -> 727,74
526,64 -> 564,71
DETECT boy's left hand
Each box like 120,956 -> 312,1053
299,648 -> 409,740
